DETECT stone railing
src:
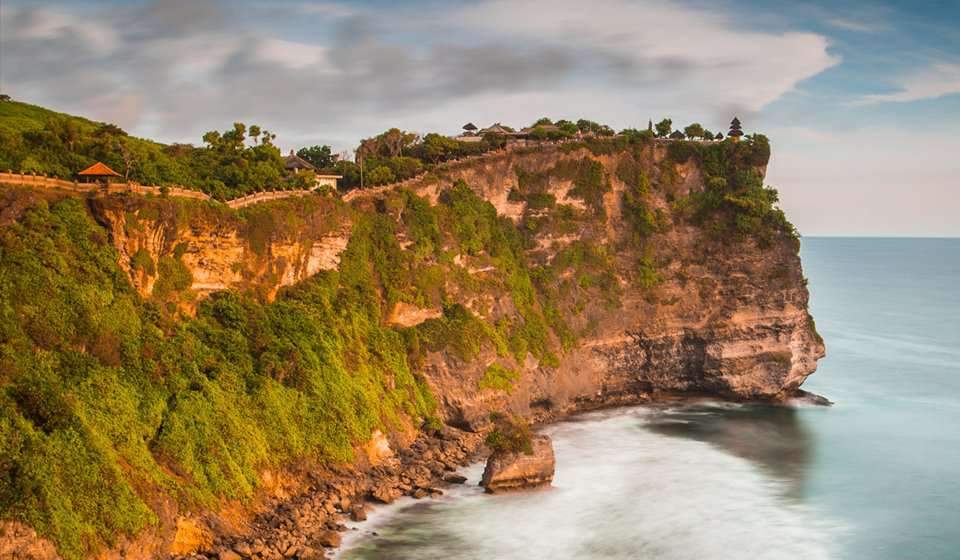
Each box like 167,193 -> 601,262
0,172 -> 212,202
0,139 -> 591,209
225,189 -> 316,209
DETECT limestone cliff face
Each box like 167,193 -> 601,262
392,144 -> 824,427
92,143 -> 824,425
89,196 -> 352,305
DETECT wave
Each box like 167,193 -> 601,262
339,408 -> 846,560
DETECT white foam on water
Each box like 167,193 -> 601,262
339,408 -> 846,560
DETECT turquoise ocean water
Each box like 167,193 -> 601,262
338,238 -> 960,560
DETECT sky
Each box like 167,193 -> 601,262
1,0 -> 958,236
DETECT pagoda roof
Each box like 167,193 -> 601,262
77,162 -> 121,177
284,151 -> 316,170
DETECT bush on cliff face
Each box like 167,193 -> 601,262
667,135 -> 796,243
485,414 -> 534,455
478,363 -> 521,394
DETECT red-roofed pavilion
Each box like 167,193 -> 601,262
77,162 -> 121,183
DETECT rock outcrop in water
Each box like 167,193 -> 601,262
481,435 -> 556,493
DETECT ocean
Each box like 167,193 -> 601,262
337,237 -> 960,560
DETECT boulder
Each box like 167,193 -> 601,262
350,505 -> 367,522
310,529 -> 342,549
370,483 -> 402,504
443,473 -> 468,484
216,549 -> 242,560
480,434 -> 555,493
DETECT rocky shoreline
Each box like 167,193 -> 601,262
170,389 -> 832,560
172,428 -> 485,560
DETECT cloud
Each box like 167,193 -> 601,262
451,0 -> 839,115
860,63 -> 960,104
293,1 -> 357,18
824,18 -> 886,33
0,0 -> 838,150
766,126 -> 960,236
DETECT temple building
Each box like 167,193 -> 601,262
728,117 -> 744,141
284,150 -> 342,189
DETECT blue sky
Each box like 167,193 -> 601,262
1,0 -> 958,235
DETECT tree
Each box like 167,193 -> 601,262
249,125 -> 261,144
417,133 -> 459,163
117,139 -> 136,180
703,130 -> 715,140
556,120 -> 579,135
683,123 -> 705,140
533,117 -> 553,126
597,125 -> 615,137
655,118 -> 673,138
577,119 -> 600,133
297,145 -> 335,169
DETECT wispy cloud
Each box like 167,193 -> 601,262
824,18 -> 886,34
861,63 -> 960,103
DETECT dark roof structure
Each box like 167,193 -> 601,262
480,123 -> 512,135
77,162 -> 121,177
462,122 -> 478,131
728,117 -> 744,137
284,150 -> 316,171
669,130 -> 685,139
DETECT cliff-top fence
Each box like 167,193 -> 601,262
0,136 -> 696,209
0,172 -> 211,202
225,189 -> 318,209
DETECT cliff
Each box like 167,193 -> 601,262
0,136 -> 824,559
90,140 -> 822,414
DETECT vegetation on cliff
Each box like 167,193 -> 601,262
0,178 -> 627,557
0,102 -> 313,200
0,196 -> 437,559
0,102 -> 802,559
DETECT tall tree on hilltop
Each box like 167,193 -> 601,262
297,145 -> 335,169
655,118 -> 673,138
684,123 -> 705,139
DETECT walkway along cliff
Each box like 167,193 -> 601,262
0,135 -> 824,559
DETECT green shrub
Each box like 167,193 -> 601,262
478,363 -> 520,393
485,415 -> 534,455
130,249 -> 155,276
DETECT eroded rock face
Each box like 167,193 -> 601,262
89,195 -> 352,307
480,435 -> 556,493
0,522 -> 61,560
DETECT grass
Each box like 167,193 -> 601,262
478,364 -> 521,394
